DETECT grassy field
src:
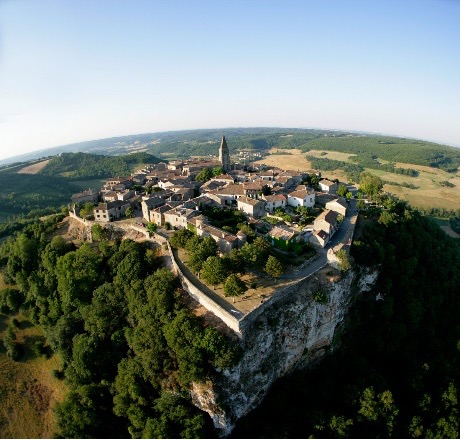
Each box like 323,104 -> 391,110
254,150 -> 460,210
0,275 -> 67,438
17,160 -> 51,175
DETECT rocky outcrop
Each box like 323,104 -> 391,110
190,267 -> 378,436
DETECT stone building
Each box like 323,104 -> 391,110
219,135 -> 230,172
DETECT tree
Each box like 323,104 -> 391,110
224,274 -> 247,297
336,249 -> 351,272
357,387 -> 399,438
222,248 -> 245,275
125,207 -> 134,218
359,172 -> 383,198
170,229 -> 194,248
146,222 -> 157,237
91,224 -> 105,241
201,256 -> 227,286
212,166 -> 224,176
187,236 -> 218,273
336,184 -> 348,197
195,168 -> 213,183
265,255 -> 284,280
262,185 -> 272,196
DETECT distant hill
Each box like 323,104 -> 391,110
39,151 -> 163,180
0,128 -> 458,171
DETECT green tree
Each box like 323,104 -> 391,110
125,206 -> 134,218
336,184 -> 348,197
195,168 -> 213,183
336,249 -> 351,272
187,236 -> 218,273
358,387 -> 399,437
146,222 -> 157,237
91,224 -> 105,241
201,256 -> 227,286
170,229 -> 194,248
265,255 -> 284,280
224,274 -> 247,297
212,166 -> 224,176
79,202 -> 95,218
359,171 -> 383,198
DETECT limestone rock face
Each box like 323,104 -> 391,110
190,268 -> 378,436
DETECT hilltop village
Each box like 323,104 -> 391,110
70,136 -> 355,252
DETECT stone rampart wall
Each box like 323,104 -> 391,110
166,244 -> 241,335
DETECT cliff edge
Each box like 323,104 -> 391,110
190,266 -> 378,436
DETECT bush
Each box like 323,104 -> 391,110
313,291 -> 328,304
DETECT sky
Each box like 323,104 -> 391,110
0,0 -> 460,161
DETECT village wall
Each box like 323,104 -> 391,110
166,243 -> 242,335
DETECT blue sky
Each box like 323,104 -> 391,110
0,0 -> 460,160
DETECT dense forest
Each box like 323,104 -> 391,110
0,219 -> 238,438
0,191 -> 460,438
39,152 -> 162,180
0,152 -> 162,224
0,172 -> 80,220
232,198 -> 460,438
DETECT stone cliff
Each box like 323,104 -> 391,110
190,266 -> 378,436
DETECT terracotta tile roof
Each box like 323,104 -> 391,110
269,225 -> 297,241
238,197 -> 264,206
263,194 -> 287,203
317,209 -> 339,225
327,197 -> 348,208
319,179 -> 336,186
217,184 -> 245,196
289,190 -> 311,199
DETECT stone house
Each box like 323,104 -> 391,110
71,189 -> 99,205
313,209 -> 339,237
141,196 -> 165,222
164,207 -> 201,230
310,229 -> 330,247
268,225 -> 299,251
262,194 -> 287,212
103,177 -> 132,191
326,197 -> 348,217
150,204 -> 172,226
196,223 -> 245,254
237,197 -> 266,218
319,179 -> 338,193
93,200 -> 131,222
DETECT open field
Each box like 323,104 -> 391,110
254,150 -> 460,210
0,312 -> 68,438
17,160 -> 51,174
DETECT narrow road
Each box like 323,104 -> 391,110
282,200 -> 358,281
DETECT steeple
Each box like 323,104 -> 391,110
219,135 -> 230,172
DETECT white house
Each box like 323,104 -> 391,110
287,189 -> 315,208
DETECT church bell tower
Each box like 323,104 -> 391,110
219,135 -> 230,172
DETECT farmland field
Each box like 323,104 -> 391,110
254,149 -> 460,210
17,160 -> 51,175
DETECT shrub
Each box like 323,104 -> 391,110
314,291 -> 328,304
